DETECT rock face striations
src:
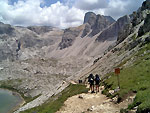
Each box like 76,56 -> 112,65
96,15 -> 130,42
82,12 -> 115,37
138,14 -> 150,36
83,12 -> 97,26
59,27 -> 81,49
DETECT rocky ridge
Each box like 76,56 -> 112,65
78,0 -> 150,84
83,12 -> 115,37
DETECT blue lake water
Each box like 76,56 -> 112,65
0,89 -> 22,113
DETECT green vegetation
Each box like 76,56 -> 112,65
131,34 -> 137,40
21,84 -> 88,113
0,79 -> 41,103
102,42 -> 150,112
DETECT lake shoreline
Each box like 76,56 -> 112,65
0,88 -> 25,113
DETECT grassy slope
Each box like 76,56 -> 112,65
102,40 -> 150,112
21,84 -> 88,113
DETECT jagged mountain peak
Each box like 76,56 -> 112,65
83,12 -> 97,27
82,12 -> 115,37
141,0 -> 150,11
104,16 -> 116,24
83,12 -> 115,25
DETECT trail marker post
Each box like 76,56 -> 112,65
115,68 -> 120,89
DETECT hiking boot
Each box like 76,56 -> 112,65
91,91 -> 95,93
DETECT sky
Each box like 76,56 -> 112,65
0,0 -> 145,28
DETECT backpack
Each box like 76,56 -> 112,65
88,74 -> 94,83
95,75 -> 100,82
95,77 -> 100,82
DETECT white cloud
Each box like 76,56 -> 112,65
103,0 -> 145,19
0,0 -> 146,28
0,0 -> 85,28
74,0 -> 108,10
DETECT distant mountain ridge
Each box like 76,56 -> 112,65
0,11 -> 130,61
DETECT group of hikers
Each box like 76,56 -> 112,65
88,74 -> 101,93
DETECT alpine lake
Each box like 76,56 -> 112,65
0,89 -> 23,113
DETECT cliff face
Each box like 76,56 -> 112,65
138,14 -> 150,36
117,0 -> 150,44
89,14 -> 113,37
141,0 -> 150,11
83,12 -> 97,26
82,12 -> 115,37
59,27 -> 81,49
96,15 -> 130,42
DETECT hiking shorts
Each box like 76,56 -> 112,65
90,81 -> 94,87
95,81 -> 100,85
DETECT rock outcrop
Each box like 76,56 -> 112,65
59,27 -> 82,49
83,12 -> 97,26
81,24 -> 91,38
0,22 -> 14,35
141,0 -> 150,11
104,16 -> 116,24
82,12 -> 115,37
96,15 -> 130,42
138,14 -> 150,36
27,26 -> 53,35
89,14 -> 113,37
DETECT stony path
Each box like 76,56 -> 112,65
56,87 -> 135,113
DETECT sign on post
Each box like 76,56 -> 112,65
115,68 -> 120,89
115,68 -> 120,75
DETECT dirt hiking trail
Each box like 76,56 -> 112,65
56,85 -> 135,113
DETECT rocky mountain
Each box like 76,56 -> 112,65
78,0 -> 150,79
96,15 -> 130,42
83,12 -> 115,37
59,27 -> 82,49
27,26 -> 53,35
104,16 -> 116,24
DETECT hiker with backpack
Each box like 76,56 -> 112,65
88,73 -> 95,93
95,74 -> 101,93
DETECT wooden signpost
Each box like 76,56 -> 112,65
115,68 -> 120,89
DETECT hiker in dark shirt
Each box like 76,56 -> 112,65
88,73 -> 95,93
16,40 -> 21,60
95,74 -> 100,93
16,40 -> 21,52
